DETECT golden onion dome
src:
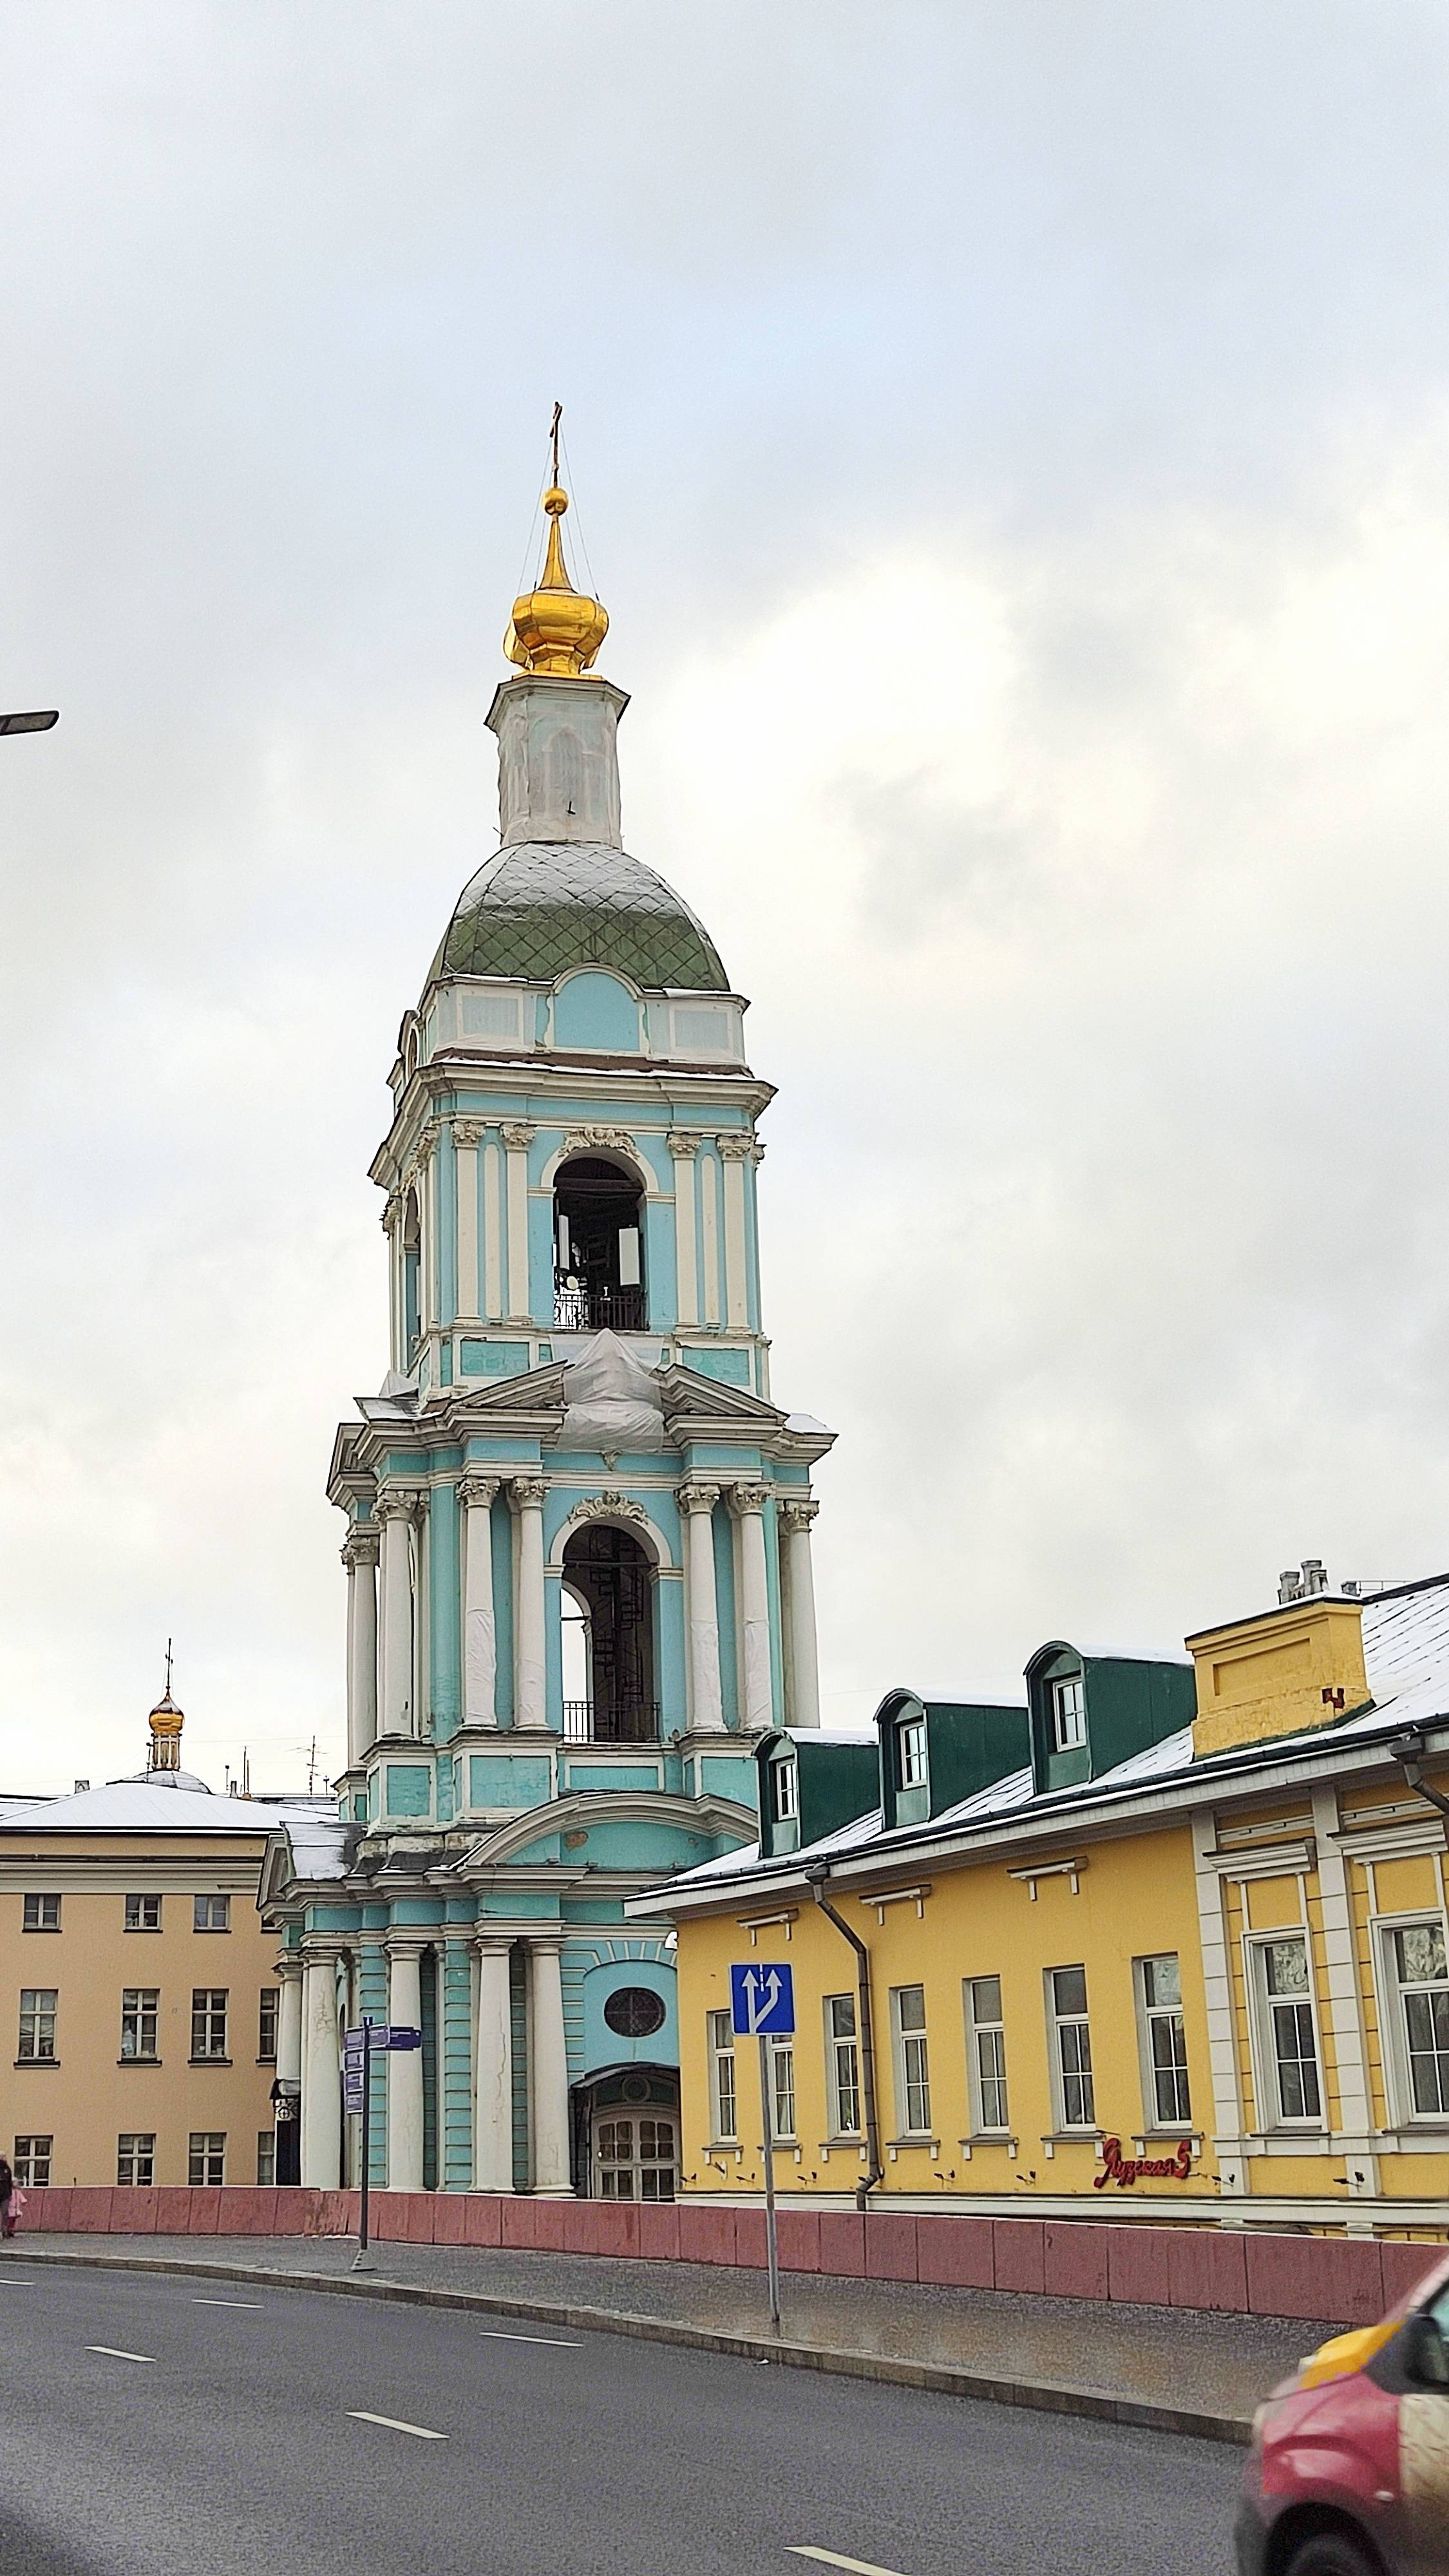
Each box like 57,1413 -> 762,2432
506,480 -> 609,678
147,1690 -> 184,1739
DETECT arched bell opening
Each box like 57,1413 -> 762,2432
561,1524 -> 658,1743
553,1153 -> 646,1332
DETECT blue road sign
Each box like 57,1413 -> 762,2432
730,1962 -> 795,2037
344,2025 -> 422,2053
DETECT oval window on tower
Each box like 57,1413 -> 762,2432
603,1985 -> 666,2038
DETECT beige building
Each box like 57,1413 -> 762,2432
0,1687 -> 329,2190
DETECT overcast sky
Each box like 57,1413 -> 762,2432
5,3 -> 1449,1792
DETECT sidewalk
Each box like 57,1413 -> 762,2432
14,2230 -> 1336,2440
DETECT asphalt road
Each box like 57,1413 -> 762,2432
0,2260 -> 1242,2576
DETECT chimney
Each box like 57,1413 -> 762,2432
1187,1577 -> 1369,1759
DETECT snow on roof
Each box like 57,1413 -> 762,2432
0,1777 -> 336,1836
277,1812 -> 355,1879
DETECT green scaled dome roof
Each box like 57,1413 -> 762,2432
430,840 -> 730,992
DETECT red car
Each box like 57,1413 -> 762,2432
1238,2251 -> 1449,2575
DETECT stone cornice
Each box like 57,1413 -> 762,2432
368,1063 -> 777,1196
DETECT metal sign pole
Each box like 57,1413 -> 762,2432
757,2031 -> 781,2332
352,2019 -> 372,2272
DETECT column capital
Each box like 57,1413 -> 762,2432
667,1130 -> 700,1160
715,1132 -> 755,1161
453,1117 -> 486,1149
384,1929 -> 435,1960
274,1953 -> 303,1983
457,1471 -> 501,1511
472,1930 -> 514,1959
529,1931 -> 565,1956
299,1933 -> 352,1964
508,1475 -> 547,1511
411,1119 -> 442,1175
376,1486 -> 424,1524
676,1480 -> 721,1517
341,1528 -> 381,1571
383,1190 -> 404,1233
499,1121 -> 536,1153
779,1498 -> 819,1535
728,1481 -> 770,1518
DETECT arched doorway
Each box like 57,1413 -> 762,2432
553,1154 -> 646,1332
561,1523 -> 657,1743
573,2063 -> 679,2201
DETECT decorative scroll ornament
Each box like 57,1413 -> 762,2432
562,1124 -> 638,1162
562,1490 -> 649,1532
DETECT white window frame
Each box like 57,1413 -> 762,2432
769,1759 -> 798,1824
188,2132 -> 226,2187
13,2136 -> 52,2187
17,1989 -> 57,2063
1045,1965 -> 1097,2132
1373,1909 -> 1449,2128
1050,1675 -> 1086,1752
257,2130 -> 277,2186
706,2009 -> 737,2143
191,1988 -> 229,2061
258,1987 -> 279,2063
890,1984 -> 933,2137
1245,1929 -> 1326,2130
768,2035 -> 797,2141
22,1894 -> 60,1932
117,2133 -> 155,2188
1133,1953 -> 1192,2130
193,1894 -> 231,1933
824,1993 -> 862,2137
124,1893 -> 162,1933
120,1987 -> 160,2062
896,1719 -> 927,1790
963,1975 -> 1010,2136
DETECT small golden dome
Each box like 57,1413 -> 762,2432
147,1690 -> 184,1740
506,418 -> 609,677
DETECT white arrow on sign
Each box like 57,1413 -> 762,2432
741,1966 -> 784,2034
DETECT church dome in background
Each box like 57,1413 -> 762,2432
429,838 -> 730,992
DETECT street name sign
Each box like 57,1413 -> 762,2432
730,1962 -> 795,2037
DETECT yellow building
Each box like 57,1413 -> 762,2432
0,1685 -> 327,2191
632,1567 -> 1449,2237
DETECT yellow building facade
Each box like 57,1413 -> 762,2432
637,1572 -> 1449,2237
0,1693 -> 325,2191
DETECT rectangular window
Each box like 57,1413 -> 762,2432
1048,1965 -> 1095,2129
769,2038 -> 796,2141
117,2133 -> 155,2188
193,1895 -> 230,1933
1387,1920 -> 1449,2119
965,1975 -> 1010,2132
191,1989 -> 229,2061
22,1895 -> 60,1933
1252,1935 -> 1322,2124
769,1760 -> 798,1824
256,2132 -> 276,2186
825,1993 -> 861,2136
120,1988 -> 159,2061
706,2009 -> 737,2143
13,2136 -> 52,2188
124,1894 -> 162,1933
896,1719 -> 927,1788
1050,1676 -> 1086,1752
258,1988 -> 279,2063
188,2132 -> 225,2187
1137,1953 -> 1191,2126
891,1984 -> 932,2135
17,1989 -> 57,2063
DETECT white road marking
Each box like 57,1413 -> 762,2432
346,2410 -> 449,2441
85,2346 -> 155,2365
192,2298 -> 265,2309
790,2552 -> 907,2576
478,2329 -> 580,2347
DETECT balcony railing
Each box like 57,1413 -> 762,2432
562,1700 -> 661,1745
553,1278 -> 647,1333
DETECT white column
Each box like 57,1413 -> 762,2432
482,1130 -> 503,1321
677,1482 -> 724,1732
730,1483 -> 774,1732
700,1151 -> 721,1324
501,1122 -> 535,1322
781,1499 -> 821,1730
300,1951 -> 341,2188
473,1937 -> 514,2192
459,1473 -> 500,1727
417,1130 -> 439,1331
276,1960 -> 303,2087
377,1491 -> 419,1737
531,1938 -> 572,2194
455,1119 -> 482,1318
668,1133 -> 699,1329
510,1477 -> 549,1730
342,1530 -> 379,1767
385,1940 -> 426,2193
717,1133 -> 752,1330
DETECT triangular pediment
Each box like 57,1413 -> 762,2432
447,1359 -> 567,1417
659,1363 -> 788,1428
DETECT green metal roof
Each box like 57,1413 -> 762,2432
429,840 -> 730,993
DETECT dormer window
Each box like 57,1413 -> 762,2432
769,1759 -> 798,1825
1050,1676 -> 1086,1752
896,1718 -> 927,1789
